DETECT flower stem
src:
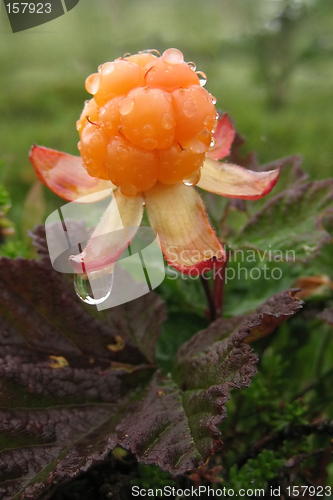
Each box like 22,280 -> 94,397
200,275 -> 216,322
213,254 -> 229,318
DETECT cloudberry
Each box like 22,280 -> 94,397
77,48 -> 218,196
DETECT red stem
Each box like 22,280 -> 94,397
213,254 -> 229,318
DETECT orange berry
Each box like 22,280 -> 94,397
79,123 -> 108,179
106,135 -> 157,193
119,87 -> 175,150
125,52 -> 158,67
76,99 -> 98,136
145,54 -> 200,92
172,85 -> 216,144
99,95 -> 123,136
92,60 -> 144,106
78,49 -> 218,195
157,145 -> 205,184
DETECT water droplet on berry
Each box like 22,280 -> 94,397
162,112 -> 176,129
183,169 -> 201,187
143,49 -> 161,57
183,101 -> 197,118
143,124 -> 155,137
74,273 -> 113,306
117,145 -> 128,159
120,184 -> 138,196
102,62 -> 115,75
90,134 -> 101,144
99,106 -> 106,116
211,96 -> 217,104
187,62 -> 196,71
184,136 -> 209,154
162,48 -> 184,64
196,71 -> 207,86
142,138 -> 158,150
210,137 -> 216,147
85,73 -> 101,95
119,98 -> 134,116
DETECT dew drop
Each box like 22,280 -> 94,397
187,61 -> 196,71
102,62 -> 115,75
212,121 -> 218,134
162,112 -> 176,129
143,49 -> 161,57
99,106 -> 106,116
162,48 -> 184,64
183,101 -> 197,118
215,112 -> 220,121
142,138 -> 158,150
90,134 -> 101,144
74,273 -> 113,306
85,73 -> 100,95
210,137 -> 216,147
117,145 -> 128,159
183,169 -> 202,187
183,137 -> 208,154
119,98 -> 134,116
196,71 -> 207,86
143,124 -> 155,137
120,184 -> 138,196
98,64 -> 103,73
211,96 -> 217,104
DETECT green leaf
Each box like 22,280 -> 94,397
232,180 -> 333,262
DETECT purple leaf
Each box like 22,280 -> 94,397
0,252 -> 302,498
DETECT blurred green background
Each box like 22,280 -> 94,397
0,0 -> 333,236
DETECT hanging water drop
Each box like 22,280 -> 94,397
196,71 -> 207,86
183,169 -> 201,187
74,273 -> 113,305
187,62 -> 196,71
85,73 -> 101,95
